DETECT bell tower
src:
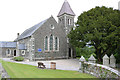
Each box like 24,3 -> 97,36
57,0 -> 76,58
57,0 -> 75,35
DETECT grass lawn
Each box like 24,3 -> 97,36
0,59 -> 2,79
2,61 -> 96,78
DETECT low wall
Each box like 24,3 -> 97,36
79,61 -> 120,78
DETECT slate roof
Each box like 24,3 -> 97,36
19,44 -> 26,50
57,0 -> 75,17
0,42 -> 16,48
15,18 -> 48,41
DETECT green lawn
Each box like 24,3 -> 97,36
2,61 -> 96,78
0,59 -> 2,79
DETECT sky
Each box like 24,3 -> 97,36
0,0 -> 120,41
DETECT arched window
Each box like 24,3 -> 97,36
50,34 -> 53,50
7,49 -> 10,54
55,37 -> 58,50
6,49 -> 11,55
45,36 -> 48,50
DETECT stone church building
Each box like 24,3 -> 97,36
0,0 -> 76,60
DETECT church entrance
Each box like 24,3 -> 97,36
14,50 -> 16,56
69,48 -> 71,57
68,48 -> 73,58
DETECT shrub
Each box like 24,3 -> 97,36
14,56 -> 24,61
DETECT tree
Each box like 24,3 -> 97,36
76,46 -> 95,60
68,6 -> 120,62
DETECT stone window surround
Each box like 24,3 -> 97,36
44,34 -> 59,52
6,49 -> 11,56
44,36 -> 48,50
6,49 -> 11,54
21,50 -> 25,55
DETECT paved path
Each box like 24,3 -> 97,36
2,58 -> 79,71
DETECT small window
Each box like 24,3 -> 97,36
68,19 -> 71,25
50,25 -> 54,29
68,19 -> 69,25
21,50 -> 25,55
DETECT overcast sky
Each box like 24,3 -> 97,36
0,0 -> 119,41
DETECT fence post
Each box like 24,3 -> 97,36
110,54 -> 116,68
79,56 -> 86,73
103,54 -> 109,66
88,55 -> 96,63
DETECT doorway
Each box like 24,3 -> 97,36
14,50 -> 16,56
69,48 -> 71,57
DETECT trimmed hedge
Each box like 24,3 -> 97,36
14,56 -> 24,61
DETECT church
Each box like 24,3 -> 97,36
0,0 -> 76,60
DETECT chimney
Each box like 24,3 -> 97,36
17,33 -> 20,38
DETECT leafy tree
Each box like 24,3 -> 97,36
76,46 -> 95,61
68,6 -> 120,62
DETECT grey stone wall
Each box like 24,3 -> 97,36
1,48 -> 16,58
17,37 -> 31,59
33,16 -> 68,60
0,47 -> 2,58
79,56 -> 120,78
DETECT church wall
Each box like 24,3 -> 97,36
17,37 -> 32,59
1,48 -> 16,58
33,17 -> 68,60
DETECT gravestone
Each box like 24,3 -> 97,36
110,54 -> 116,68
103,54 -> 109,66
88,55 -> 96,63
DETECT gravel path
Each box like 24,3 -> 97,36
2,58 -> 79,71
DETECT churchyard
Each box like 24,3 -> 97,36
1,60 -> 96,78
0,54 -> 120,79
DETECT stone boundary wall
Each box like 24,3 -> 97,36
79,61 -> 120,78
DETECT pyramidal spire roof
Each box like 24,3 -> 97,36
57,0 -> 75,17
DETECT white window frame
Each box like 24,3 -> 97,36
21,50 -> 25,55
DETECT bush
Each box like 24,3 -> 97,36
14,56 -> 24,61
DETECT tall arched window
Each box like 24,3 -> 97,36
45,36 -> 48,50
7,49 -> 10,54
55,37 -> 58,50
50,34 -> 53,50
6,49 -> 11,55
